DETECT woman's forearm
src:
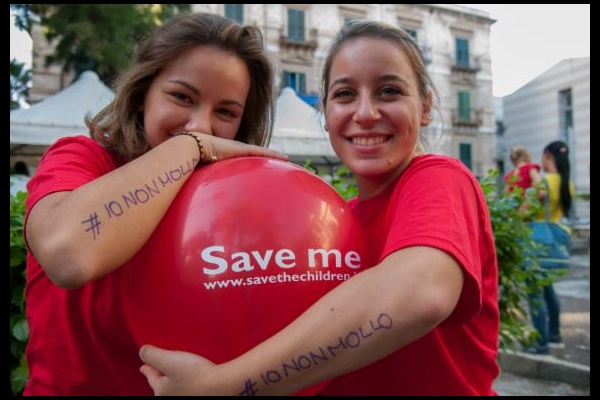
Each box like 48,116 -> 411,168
222,247 -> 463,395
26,135 -> 199,288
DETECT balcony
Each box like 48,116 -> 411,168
448,55 -> 482,86
451,62 -> 480,74
279,28 -> 318,52
451,108 -> 483,129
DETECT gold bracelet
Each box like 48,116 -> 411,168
171,132 -> 204,166
171,131 -> 204,163
171,132 -> 218,165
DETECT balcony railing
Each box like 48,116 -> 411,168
451,63 -> 480,74
451,108 -> 483,128
450,55 -> 482,74
279,28 -> 318,51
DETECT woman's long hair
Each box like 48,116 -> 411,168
544,140 -> 572,217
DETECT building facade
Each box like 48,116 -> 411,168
29,4 -> 498,178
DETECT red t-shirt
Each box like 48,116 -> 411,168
320,154 -> 500,396
504,163 -> 540,192
23,136 -> 154,395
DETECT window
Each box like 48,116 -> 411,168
283,71 -> 306,95
224,4 -> 243,24
458,91 -> 471,123
405,28 -> 418,40
455,38 -> 470,68
559,88 -> 573,138
459,143 -> 472,170
344,16 -> 358,26
287,8 -> 306,42
343,11 -> 366,27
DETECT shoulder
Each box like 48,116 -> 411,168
524,163 -> 540,173
31,135 -> 119,193
27,136 -> 119,212
410,153 -> 466,169
406,154 -> 476,183
40,135 -> 118,169
392,154 -> 483,206
45,135 -> 106,154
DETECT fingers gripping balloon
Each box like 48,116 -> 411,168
121,157 -> 373,394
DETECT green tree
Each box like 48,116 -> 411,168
10,4 -> 190,85
10,58 -> 30,110
10,188 -> 28,395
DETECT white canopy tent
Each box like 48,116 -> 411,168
10,78 -> 339,173
10,70 -> 114,156
270,87 -> 340,171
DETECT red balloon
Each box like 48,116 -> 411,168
121,157 -> 373,395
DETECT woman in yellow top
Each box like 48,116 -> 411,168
526,140 -> 574,355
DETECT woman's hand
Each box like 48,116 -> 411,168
192,132 -> 289,164
139,345 -> 230,396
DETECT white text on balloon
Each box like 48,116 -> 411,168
201,245 -> 362,275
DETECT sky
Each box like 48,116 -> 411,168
10,13 -> 32,65
11,5 -> 590,98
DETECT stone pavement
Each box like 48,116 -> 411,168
493,371 -> 590,396
493,250 -> 590,396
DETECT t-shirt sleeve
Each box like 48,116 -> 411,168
25,135 -> 118,221
381,159 -> 493,325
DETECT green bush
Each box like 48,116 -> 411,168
10,188 -> 29,396
478,169 -> 565,349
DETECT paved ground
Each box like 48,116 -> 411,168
494,371 -> 590,396
493,252 -> 590,396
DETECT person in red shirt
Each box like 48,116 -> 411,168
504,145 -> 542,194
504,146 -> 542,215
22,13 -> 286,396
139,20 -> 500,396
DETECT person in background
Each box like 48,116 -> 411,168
504,145 -> 542,214
524,140 -> 574,355
22,12 -> 286,396
139,20 -> 500,396
504,145 -> 541,193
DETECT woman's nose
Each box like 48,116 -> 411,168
353,96 -> 381,125
184,108 -> 213,136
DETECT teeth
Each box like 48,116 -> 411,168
352,136 -> 386,146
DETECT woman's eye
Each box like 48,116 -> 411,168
217,108 -> 236,118
331,89 -> 353,99
171,92 -> 192,103
380,86 -> 402,96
